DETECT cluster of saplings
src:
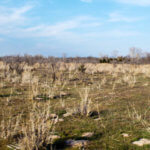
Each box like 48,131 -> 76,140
99,56 -> 127,63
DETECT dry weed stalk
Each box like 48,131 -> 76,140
122,74 -> 136,88
78,87 -> 92,116
127,104 -> 149,127
19,101 -> 54,150
21,70 -> 32,84
0,101 -> 54,150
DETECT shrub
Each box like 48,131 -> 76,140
78,64 -> 86,73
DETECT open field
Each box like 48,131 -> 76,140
1,62 -> 150,149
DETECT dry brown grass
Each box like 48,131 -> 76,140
1,62 -> 150,149
0,100 -> 54,150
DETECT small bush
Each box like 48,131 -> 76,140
78,64 -> 86,73
99,57 -> 110,63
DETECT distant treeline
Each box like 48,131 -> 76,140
1,47 -> 150,64
1,54 -> 150,64
0,55 -> 100,64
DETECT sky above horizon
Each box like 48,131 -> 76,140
0,0 -> 150,57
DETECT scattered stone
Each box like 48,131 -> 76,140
58,118 -> 64,122
16,92 -> 22,95
132,138 -> 150,146
66,139 -> 89,147
53,92 -> 70,99
88,111 -> 99,117
63,113 -> 72,117
94,118 -> 101,121
34,97 -> 43,100
82,132 -> 94,138
50,135 -> 60,142
60,92 -> 68,96
143,83 -> 148,86
122,133 -> 129,138
50,114 -> 58,119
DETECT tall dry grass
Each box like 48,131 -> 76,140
0,100 -> 54,150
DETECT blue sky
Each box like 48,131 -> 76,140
0,0 -> 150,57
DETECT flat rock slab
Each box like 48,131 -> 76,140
94,118 -> 101,121
88,111 -> 99,117
66,139 -> 89,147
82,132 -> 94,138
60,92 -> 69,96
63,113 -> 72,117
50,135 -> 60,142
122,133 -> 129,138
133,138 -> 150,146
34,97 -> 43,100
